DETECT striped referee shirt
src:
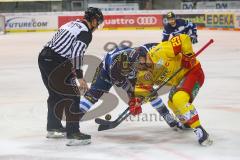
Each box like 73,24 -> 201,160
45,20 -> 92,78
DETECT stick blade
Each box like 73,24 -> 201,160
95,118 -> 104,124
98,124 -> 112,131
95,118 -> 112,125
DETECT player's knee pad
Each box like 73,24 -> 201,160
172,91 -> 190,115
171,91 -> 201,128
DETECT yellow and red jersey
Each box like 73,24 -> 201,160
134,34 -> 200,98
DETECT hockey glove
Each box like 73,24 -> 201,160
190,35 -> 198,44
128,97 -> 142,116
181,53 -> 196,69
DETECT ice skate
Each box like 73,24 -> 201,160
194,126 -> 213,146
66,132 -> 91,146
162,113 -> 183,131
46,127 -> 66,139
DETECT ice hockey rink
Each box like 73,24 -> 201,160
0,30 -> 240,160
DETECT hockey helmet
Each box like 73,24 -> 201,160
84,7 -> 104,25
166,12 -> 176,19
136,46 -> 148,58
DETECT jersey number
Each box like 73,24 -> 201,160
171,36 -> 181,47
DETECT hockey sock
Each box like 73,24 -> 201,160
150,97 -> 176,127
170,91 -> 201,129
79,96 -> 94,112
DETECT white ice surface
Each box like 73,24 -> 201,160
0,30 -> 240,160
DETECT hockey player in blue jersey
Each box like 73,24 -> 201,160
162,12 -> 198,44
79,44 -> 182,135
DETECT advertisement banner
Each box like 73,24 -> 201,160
235,14 -> 240,29
104,14 -> 163,29
88,3 -> 139,11
205,13 -> 235,28
0,15 -> 4,33
58,14 -> 163,29
181,2 -> 195,10
5,11 -> 239,32
163,14 -> 205,27
58,16 -> 83,28
197,1 -> 240,9
5,15 -> 57,32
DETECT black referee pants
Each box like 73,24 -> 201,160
38,47 -> 82,135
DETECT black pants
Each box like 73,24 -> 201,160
38,47 -> 82,135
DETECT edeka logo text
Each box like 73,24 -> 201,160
236,15 -> 240,28
206,14 -> 234,28
6,17 -> 48,29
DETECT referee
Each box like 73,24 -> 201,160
38,7 -> 103,146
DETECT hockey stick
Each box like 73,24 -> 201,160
96,39 -> 214,131
97,67 -> 183,131
95,106 -> 129,125
96,39 -> 214,130
194,39 -> 214,58
95,66 -> 182,126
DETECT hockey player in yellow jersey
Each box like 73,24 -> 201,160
129,34 -> 212,146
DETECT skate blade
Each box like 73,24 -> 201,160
172,126 -> 183,132
46,132 -> 66,139
182,128 -> 193,131
172,126 -> 191,132
66,139 -> 91,146
200,138 -> 213,146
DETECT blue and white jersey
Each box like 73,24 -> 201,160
102,47 -> 129,73
162,19 -> 197,41
102,43 -> 158,75
100,43 -> 157,87
140,43 -> 158,53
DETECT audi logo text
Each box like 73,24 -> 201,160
137,17 -> 157,25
